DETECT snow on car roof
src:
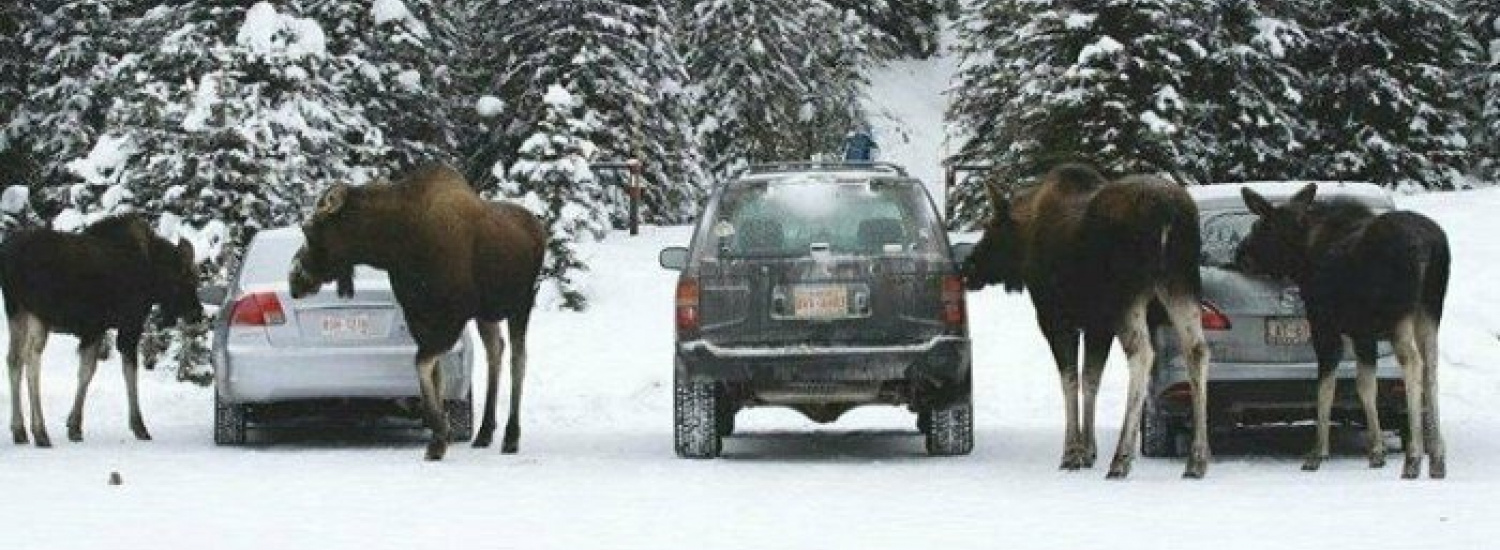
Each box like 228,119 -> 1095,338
1188,181 -> 1394,211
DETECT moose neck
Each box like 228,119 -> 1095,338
340,187 -> 418,271
1300,202 -> 1376,282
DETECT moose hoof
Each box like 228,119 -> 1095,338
1183,458 -> 1207,479
68,428 -> 83,443
501,440 -> 519,454
1105,455 -> 1132,479
425,441 -> 449,461
33,431 -> 52,448
1368,452 -> 1386,469
132,427 -> 152,441
1301,455 -> 1325,472
12,427 -> 27,445
1401,457 -> 1422,479
1429,457 -> 1446,479
1058,447 -> 1087,470
472,427 -> 494,449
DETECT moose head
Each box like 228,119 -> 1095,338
152,237 -> 204,325
960,180 -> 1027,293
1236,183 -> 1317,282
290,184 -> 357,299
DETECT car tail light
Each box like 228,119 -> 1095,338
1161,382 -> 1193,404
942,275 -> 967,328
675,278 -> 700,336
230,292 -> 286,326
1200,300 -> 1231,331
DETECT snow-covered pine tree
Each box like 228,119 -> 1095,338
1186,0 -> 1310,184
948,0 -> 1205,226
1299,0 -> 1477,189
501,84 -> 608,311
823,0 -> 949,59
11,0 -> 149,192
304,0 -> 463,172
0,2 -> 37,195
685,0 -> 870,180
1464,0 -> 1499,181
481,0 -> 704,226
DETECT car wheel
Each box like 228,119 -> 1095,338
924,386 -> 974,456
674,374 -> 722,459
916,410 -> 932,434
214,392 -> 247,446
1140,394 -> 1181,458
715,401 -> 737,437
446,394 -> 474,443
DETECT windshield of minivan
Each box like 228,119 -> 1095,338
706,178 -> 943,259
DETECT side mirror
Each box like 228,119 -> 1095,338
198,285 -> 228,305
950,242 -> 976,266
659,247 -> 689,271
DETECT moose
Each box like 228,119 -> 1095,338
1238,184 -> 1450,479
289,163 -> 546,461
962,164 -> 1211,479
1,214 -> 203,447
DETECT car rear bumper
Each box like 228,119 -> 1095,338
216,344 -> 470,404
676,335 -> 970,384
1152,355 -> 1408,425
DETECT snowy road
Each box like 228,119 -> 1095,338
5,188 -> 1500,549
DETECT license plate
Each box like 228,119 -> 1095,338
1266,317 -> 1311,346
792,285 -> 849,318
321,314 -> 375,339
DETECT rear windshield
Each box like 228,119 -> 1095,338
1200,201 -> 1392,268
700,178 -> 945,259
239,233 -> 387,287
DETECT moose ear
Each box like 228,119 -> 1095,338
1289,183 -> 1317,207
314,184 -> 350,219
985,181 -> 1011,218
176,238 -> 196,262
1241,187 -> 1275,218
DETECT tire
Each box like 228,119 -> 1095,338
446,395 -> 474,443
924,387 -> 974,456
1140,395 -> 1182,458
674,375 -> 722,459
214,392 -> 247,446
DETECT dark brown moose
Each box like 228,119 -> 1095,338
1238,184 -> 1450,479
961,164 -> 1212,479
1,214 -> 203,447
289,164 -> 546,461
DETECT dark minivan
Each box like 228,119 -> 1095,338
660,162 -> 973,458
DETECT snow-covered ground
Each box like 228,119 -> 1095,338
6,42 -> 1500,550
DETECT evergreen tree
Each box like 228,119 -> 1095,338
481,0 -> 704,225
823,0 -> 949,59
499,85 -> 608,311
1187,0 -> 1309,184
948,0 -> 1204,226
1465,0 -> 1499,180
0,2 -> 37,193
1299,0 -> 1476,189
685,0 -> 869,180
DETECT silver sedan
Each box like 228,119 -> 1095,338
209,227 -> 472,445
1143,182 -> 1406,456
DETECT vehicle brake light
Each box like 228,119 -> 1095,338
230,292 -> 286,326
1161,382 -> 1193,404
1200,300 -> 1231,331
676,278 -> 700,335
942,275 -> 967,328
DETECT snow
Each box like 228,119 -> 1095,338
475,95 -> 504,118
181,73 -> 220,132
0,186 -> 28,214
371,0 -> 412,26
237,2 -> 327,59
66,135 -> 135,185
395,69 -> 421,91
542,84 -> 575,108
1078,36 -> 1125,65
1140,110 -> 1177,134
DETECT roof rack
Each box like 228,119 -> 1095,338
735,161 -> 910,178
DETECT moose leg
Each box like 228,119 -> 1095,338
1303,329 -> 1343,471
416,352 -> 450,461
472,321 -> 504,448
66,336 -> 104,442
1160,291 -> 1212,479
1042,324 -> 1082,470
502,312 -> 531,454
24,318 -> 51,448
118,331 -> 150,440
1079,329 -> 1112,468
1107,296 -> 1154,479
1417,312 -> 1444,479
1392,316 -> 1426,479
1351,337 -> 1384,468
8,316 -> 28,444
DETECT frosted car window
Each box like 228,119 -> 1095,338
1200,211 -> 1256,268
239,233 -> 387,286
708,181 -> 941,258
